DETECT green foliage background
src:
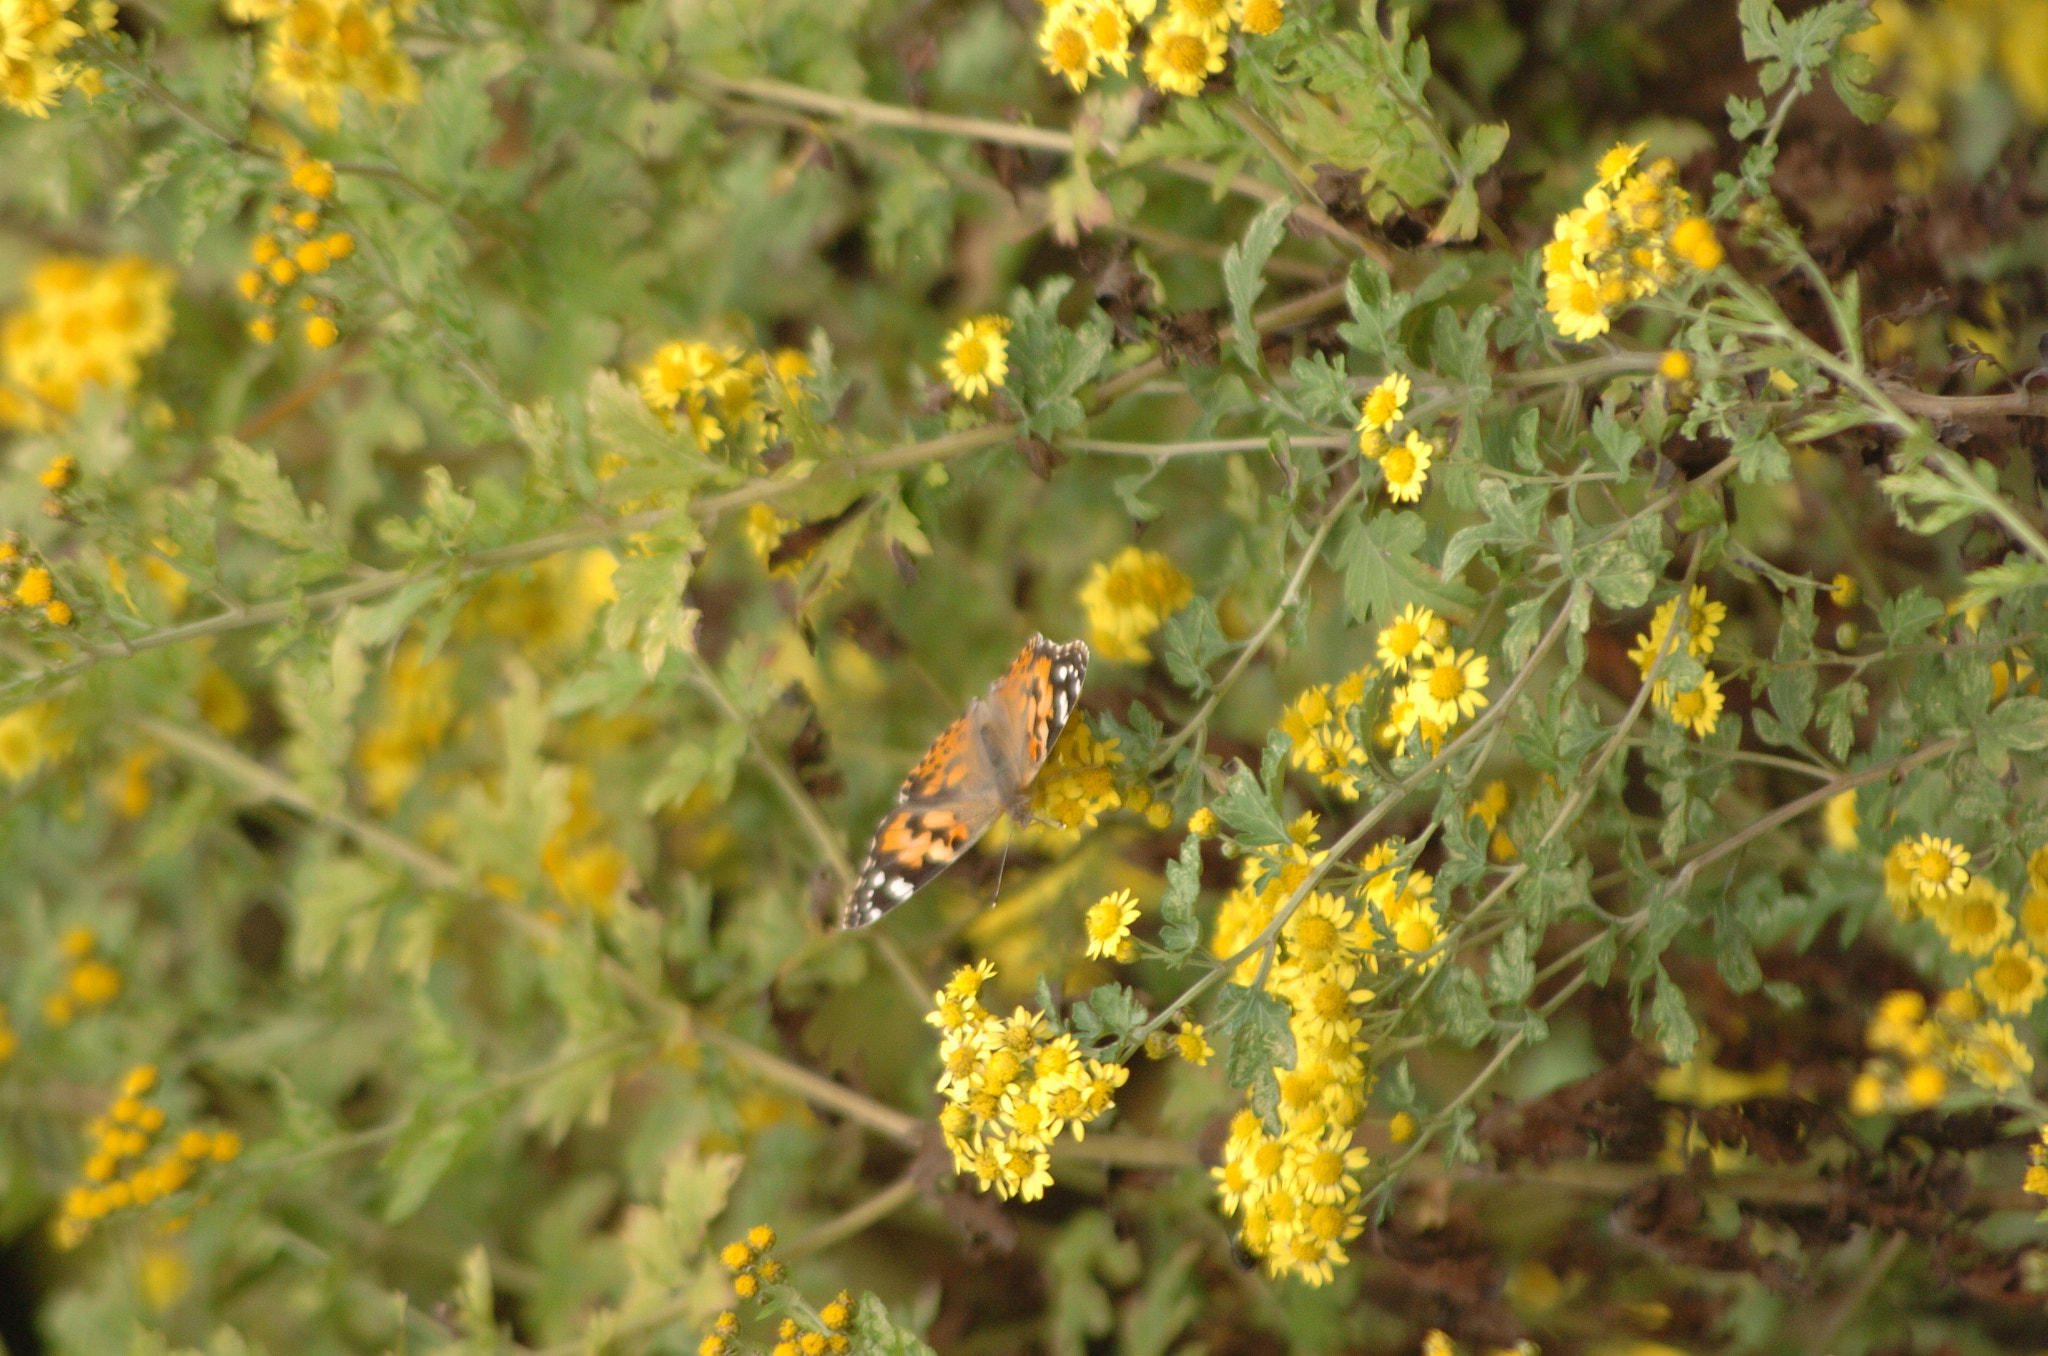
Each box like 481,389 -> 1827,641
4,0 -> 2048,1353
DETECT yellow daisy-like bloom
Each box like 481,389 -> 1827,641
1596,140 -> 1647,188
1143,17 -> 1226,96
1666,671 -> 1724,738
1670,217 -> 1725,271
1077,545 -> 1194,663
1545,266 -> 1611,341
1077,0 -> 1131,74
1167,0 -> 1232,32
1038,3 -> 1096,90
1409,646 -> 1490,726
1933,875 -> 2011,956
1958,1019 -> 2034,1092
2020,888 -> 2048,952
1236,0 -> 1284,35
1868,990 -> 1933,1057
940,315 -> 1011,398
1375,604 -> 1443,675
1174,1021 -> 1213,1065
1904,833 -> 1971,903
1379,429 -> 1433,502
1355,372 -> 1410,436
1822,789 -> 1859,851
1083,888 -> 1141,961
1975,944 -> 2048,1015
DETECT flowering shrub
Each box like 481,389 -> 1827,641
6,0 -> 2048,1350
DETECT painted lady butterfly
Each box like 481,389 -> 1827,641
841,635 -> 1089,929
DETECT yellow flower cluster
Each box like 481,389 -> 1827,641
927,961 -> 1130,1202
1627,585 -> 1726,738
705,1226 -> 854,1356
539,767 -> 633,918
1077,545 -> 1193,663
1851,985 -> 2034,1112
1280,664 -> 1374,800
0,252 -> 174,430
0,534 -> 74,628
460,548 -> 619,659
2026,1125 -> 2048,1201
1381,606 -> 1490,752
1027,719 -> 1174,839
227,0 -> 420,129
1848,844 -> 2048,1111
240,152 -> 355,348
54,1064 -> 243,1249
1846,0 -> 2048,135
43,926 -> 120,1026
715,1224 -> 787,1303
354,640 -> 457,810
1353,373 -> 1436,502
939,315 -> 1010,399
1468,778 -> 1516,860
1541,142 -> 1724,343
0,0 -> 113,118
1037,0 -> 1286,99
635,339 -> 813,461
1208,824 -> 1376,1285
0,698 -> 70,781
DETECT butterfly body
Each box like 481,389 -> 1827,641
842,636 -> 1088,929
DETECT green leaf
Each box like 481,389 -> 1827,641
602,544 -> 701,677
1651,965 -> 1701,1062
1217,982 -> 1295,1125
854,1295 -> 940,1356
1158,836 -> 1203,963
1337,508 -> 1475,626
1431,964 -> 1493,1046
1210,764 -> 1289,849
1486,923 -> 1535,1007
1222,198 -> 1293,372
1442,478 -> 1542,579
1007,276 -> 1114,439
1984,696 -> 2048,752
1159,597 -> 1230,696
1072,984 -> 1148,1046
1590,405 -> 1644,474
213,436 -> 342,556
1732,427 -> 1792,484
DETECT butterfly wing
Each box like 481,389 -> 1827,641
839,636 -> 1089,930
976,634 -> 1089,801
842,706 -> 1007,929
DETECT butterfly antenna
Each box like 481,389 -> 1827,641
991,833 -> 1014,907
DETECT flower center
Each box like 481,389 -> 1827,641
1918,851 -> 1954,884
1163,33 -> 1208,75
1383,446 -> 1416,482
1428,664 -> 1465,702
953,336 -> 989,373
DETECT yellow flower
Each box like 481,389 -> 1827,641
1658,348 -> 1692,381
1376,604 -> 1443,674
1932,874 -> 2008,955
1237,0 -> 1284,35
1469,780 -> 1510,833
2021,888 -> 2048,951
1958,1020 -> 2033,1092
1821,790 -> 1859,851
1143,17 -> 1226,96
1167,0 -> 1232,33
1174,1021 -> 1213,1065
1670,217 -> 1724,270
1545,265 -> 1611,341
1379,429 -> 1433,502
1077,545 -> 1193,662
1904,833 -> 1971,903
1388,1110 -> 1416,1142
304,315 -> 339,347
1666,671 -> 1724,738
1083,889 -> 1141,961
1038,5 -> 1096,91
1355,372 -> 1410,435
1975,944 -> 2048,1015
1829,572 -> 1860,607
1596,140 -> 1647,188
0,701 -> 65,781
940,315 -> 1011,398
1409,646 -> 1489,726
68,959 -> 121,1005
1076,0 -> 1131,74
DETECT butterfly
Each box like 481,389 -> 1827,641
841,635 -> 1089,929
